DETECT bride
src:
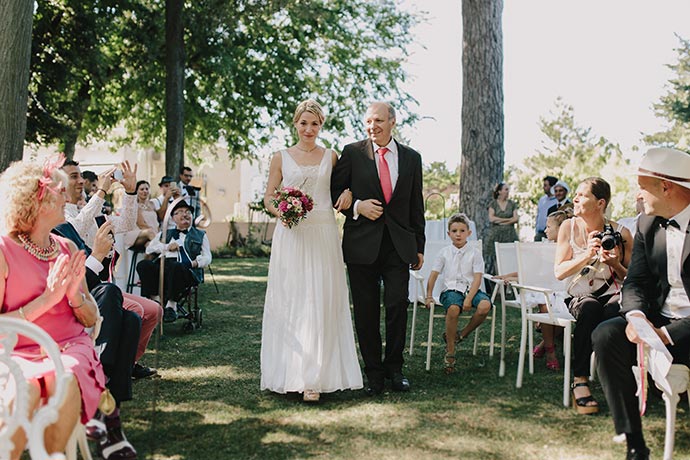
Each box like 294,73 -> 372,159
260,100 -> 363,402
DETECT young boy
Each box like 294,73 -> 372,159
426,213 -> 493,374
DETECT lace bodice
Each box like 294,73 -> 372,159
280,150 -> 334,226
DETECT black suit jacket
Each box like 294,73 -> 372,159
331,139 -> 425,265
621,213 -> 690,344
547,198 -> 572,216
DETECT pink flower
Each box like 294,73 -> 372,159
278,201 -> 289,212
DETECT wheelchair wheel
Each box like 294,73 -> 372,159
195,309 -> 203,328
182,321 -> 196,333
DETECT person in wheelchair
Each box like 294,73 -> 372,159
137,200 -> 211,322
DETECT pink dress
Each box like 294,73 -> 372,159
0,235 -> 106,423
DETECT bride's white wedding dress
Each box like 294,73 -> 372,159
260,149 -> 363,393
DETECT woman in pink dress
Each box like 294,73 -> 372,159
0,158 -> 106,459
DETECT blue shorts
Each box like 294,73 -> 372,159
439,290 -> 492,312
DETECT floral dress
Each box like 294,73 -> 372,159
483,199 -> 519,274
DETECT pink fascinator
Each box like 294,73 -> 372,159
37,154 -> 66,202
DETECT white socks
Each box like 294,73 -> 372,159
166,300 -> 178,312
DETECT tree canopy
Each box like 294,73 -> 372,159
508,98 -> 636,225
26,0 -> 419,163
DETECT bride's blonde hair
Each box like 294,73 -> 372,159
293,99 -> 325,125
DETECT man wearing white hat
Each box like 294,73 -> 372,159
547,179 -> 572,216
593,147 -> 690,460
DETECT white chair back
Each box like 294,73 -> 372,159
0,317 -> 71,460
516,242 -> 566,293
494,242 -> 518,277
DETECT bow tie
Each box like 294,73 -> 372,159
174,229 -> 189,236
661,219 -> 680,230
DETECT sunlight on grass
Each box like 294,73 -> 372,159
160,364 -> 251,382
262,431 -> 311,445
158,400 -> 246,424
278,404 -> 419,433
210,274 -> 268,283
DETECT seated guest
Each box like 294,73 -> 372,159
0,158 -> 105,459
554,177 -> 633,415
82,170 -> 98,200
152,175 -> 180,224
137,200 -> 212,322
62,160 -> 137,250
122,180 -> 159,250
593,148 -> 690,460
425,213 -> 493,374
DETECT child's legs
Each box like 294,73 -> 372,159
459,294 -> 492,339
445,305 -> 460,354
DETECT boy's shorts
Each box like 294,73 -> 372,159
439,289 -> 492,312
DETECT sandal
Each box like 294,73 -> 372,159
303,390 -> 320,403
443,352 -> 456,374
85,410 -> 107,442
442,331 -> 463,345
532,343 -> 545,359
571,381 -> 599,415
98,425 -> 137,459
544,345 -> 560,371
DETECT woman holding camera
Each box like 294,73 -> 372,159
554,177 -> 633,414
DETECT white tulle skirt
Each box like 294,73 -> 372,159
260,210 -> 363,393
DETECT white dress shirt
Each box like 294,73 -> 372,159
431,242 -> 485,293
353,138 -> 399,219
662,203 -> 690,320
146,229 -> 212,268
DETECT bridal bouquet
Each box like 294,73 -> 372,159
272,186 -> 314,228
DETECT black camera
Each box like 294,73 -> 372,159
594,224 -> 622,251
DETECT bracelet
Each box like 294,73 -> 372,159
69,292 -> 86,309
98,188 -> 108,195
18,306 -> 27,320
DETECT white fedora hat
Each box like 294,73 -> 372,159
637,147 -> 690,189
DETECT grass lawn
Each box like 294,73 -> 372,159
123,258 -> 690,459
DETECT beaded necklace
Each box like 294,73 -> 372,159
17,233 -> 59,261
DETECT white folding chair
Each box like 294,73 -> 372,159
512,242 -> 574,407
633,346 -> 690,460
481,242 -> 520,377
0,317 -> 73,460
409,240 -> 495,371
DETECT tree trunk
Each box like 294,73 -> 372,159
0,0 -> 33,172
165,0 -> 185,178
459,0 -> 504,239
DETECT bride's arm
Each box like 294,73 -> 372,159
263,152 -> 283,218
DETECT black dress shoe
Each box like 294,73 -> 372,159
163,307 -> 177,323
364,381 -> 384,396
389,373 -> 411,392
626,447 -> 650,460
132,363 -> 158,380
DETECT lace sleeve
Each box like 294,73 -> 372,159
109,193 -> 138,234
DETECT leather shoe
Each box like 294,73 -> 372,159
388,373 -> 411,392
163,307 -> 177,323
626,447 -> 650,460
132,363 -> 158,380
364,381 -> 384,396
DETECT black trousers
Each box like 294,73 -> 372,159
346,227 -> 410,384
569,294 -> 620,377
91,283 -> 141,403
593,315 -> 690,435
137,258 -> 198,301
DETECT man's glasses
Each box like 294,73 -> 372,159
173,210 -> 192,216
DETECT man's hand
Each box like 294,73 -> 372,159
119,160 -> 138,193
462,299 -> 472,312
91,221 -> 114,262
625,312 -> 670,345
358,199 -> 383,221
410,253 -> 424,271
98,167 -> 116,193
167,241 -> 180,251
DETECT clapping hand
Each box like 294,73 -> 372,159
44,252 -> 86,305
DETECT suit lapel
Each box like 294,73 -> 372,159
363,140 -> 385,202
652,217 -> 669,297
392,141 -> 410,199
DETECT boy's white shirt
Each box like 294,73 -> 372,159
431,242 -> 484,293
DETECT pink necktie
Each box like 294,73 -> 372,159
377,147 -> 392,203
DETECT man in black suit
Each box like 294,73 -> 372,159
593,147 -> 690,460
331,101 -> 425,395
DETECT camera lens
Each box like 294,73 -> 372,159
601,235 -> 616,251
